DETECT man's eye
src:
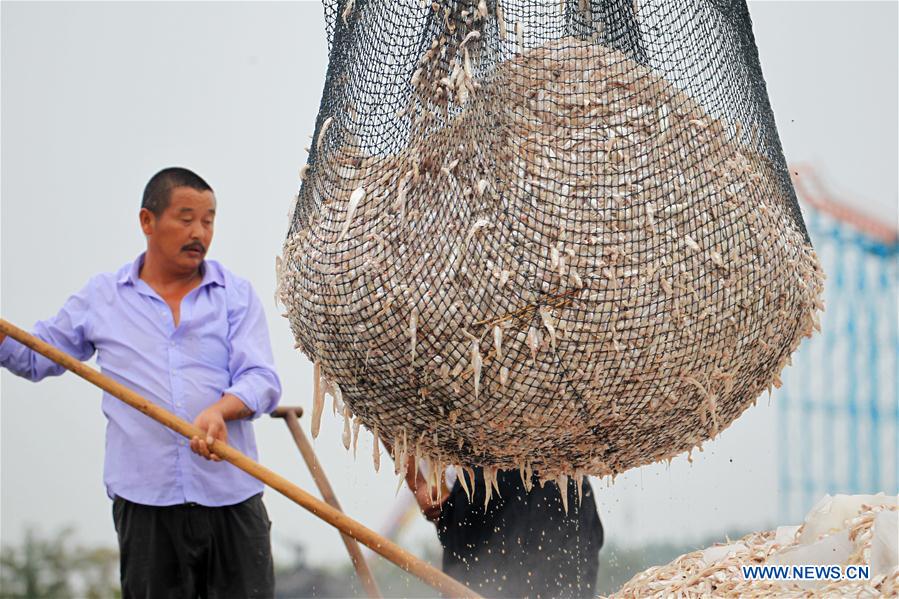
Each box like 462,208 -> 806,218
182,219 -> 193,224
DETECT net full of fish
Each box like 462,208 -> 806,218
279,2 -> 824,495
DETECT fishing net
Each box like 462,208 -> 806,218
278,0 -> 825,486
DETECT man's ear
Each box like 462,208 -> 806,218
139,208 -> 155,236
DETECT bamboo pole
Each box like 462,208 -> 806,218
0,318 -> 480,599
271,406 -> 382,598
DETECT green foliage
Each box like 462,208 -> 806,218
0,525 -> 752,598
0,527 -> 120,599
274,539 -> 441,598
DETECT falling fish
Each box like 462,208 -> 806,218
352,418 -> 361,457
396,171 -> 413,221
645,203 -> 657,227
486,466 -> 501,504
684,234 -> 701,252
498,269 -> 510,288
372,425 -> 381,472
341,0 -> 354,24
438,362 -> 451,381
409,308 -> 419,366
527,327 -> 540,363
540,307 -> 558,351
316,116 -> 333,152
339,187 -> 366,240
464,218 -> 491,246
331,383 -> 343,416
398,430 -> 409,477
452,218 -> 491,274
395,467 -> 408,495
483,468 -> 493,511
311,361 -> 324,438
457,465 -> 471,503
493,325 -> 503,360
342,407 -> 352,450
570,267 -> 583,288
460,30 -> 481,49
710,250 -> 725,268
393,433 -> 411,494
430,461 -> 444,503
274,255 -> 283,307
682,375 -> 719,436
471,340 -> 483,400
557,473 -> 569,514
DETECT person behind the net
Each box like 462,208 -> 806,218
0,167 -> 281,598
402,457 -> 604,599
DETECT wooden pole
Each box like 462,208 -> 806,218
0,318 -> 480,599
271,406 -> 382,598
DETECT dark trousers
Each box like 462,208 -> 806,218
438,469 -> 603,599
112,494 -> 274,599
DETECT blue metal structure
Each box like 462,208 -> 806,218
778,167 -> 899,522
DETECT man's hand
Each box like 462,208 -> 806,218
190,393 -> 253,461
413,477 -> 450,523
383,439 -> 450,522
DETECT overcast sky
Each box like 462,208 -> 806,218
2,0 -> 896,570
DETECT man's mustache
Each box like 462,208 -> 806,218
182,242 -> 206,253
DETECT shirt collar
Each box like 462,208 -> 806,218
118,252 -> 224,288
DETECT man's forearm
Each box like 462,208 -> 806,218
214,393 -> 254,420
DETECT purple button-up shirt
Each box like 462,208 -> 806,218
0,254 -> 281,506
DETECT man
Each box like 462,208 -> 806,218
405,463 -> 603,598
0,167 -> 281,598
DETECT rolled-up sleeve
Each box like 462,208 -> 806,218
0,280 -> 96,381
223,280 -> 281,418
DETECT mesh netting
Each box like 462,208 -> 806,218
278,0 -> 825,485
